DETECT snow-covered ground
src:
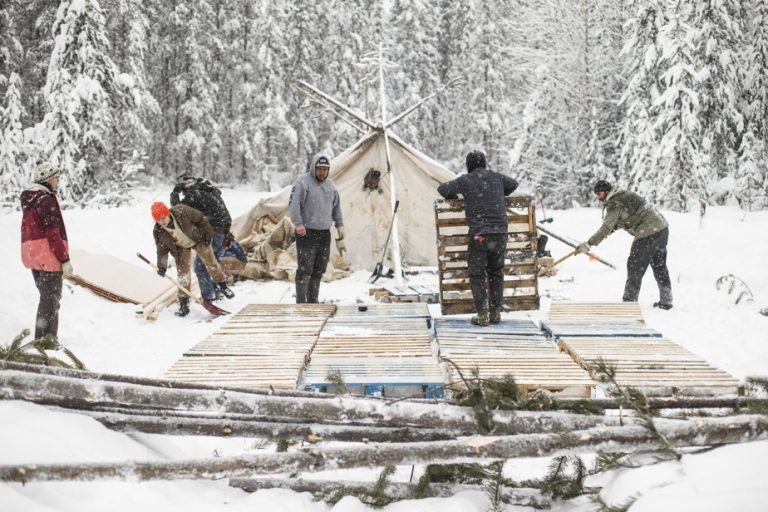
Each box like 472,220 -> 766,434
1,188 -> 767,511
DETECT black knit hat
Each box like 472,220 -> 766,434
593,180 -> 612,193
466,150 -> 486,172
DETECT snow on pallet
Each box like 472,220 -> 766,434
547,301 -> 645,323
434,318 -> 594,397
557,336 -> 742,395
164,304 -> 336,390
302,305 -> 443,397
541,320 -> 662,339
434,196 -> 540,315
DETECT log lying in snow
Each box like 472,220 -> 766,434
0,369 -> 624,435
80,409 -> 458,443
229,478 -> 552,509
1,415 -> 766,483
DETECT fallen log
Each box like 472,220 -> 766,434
79,409 -> 458,443
0,369 -> 623,435
1,415 -> 765,483
229,478 -> 552,509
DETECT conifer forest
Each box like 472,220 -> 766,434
1,0 -> 767,210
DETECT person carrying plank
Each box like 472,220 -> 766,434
576,180 -> 673,310
437,150 -> 519,326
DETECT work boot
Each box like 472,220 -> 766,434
471,309 -> 490,327
217,281 -> 235,299
489,307 -> 502,324
295,277 -> 310,304
307,278 -> 322,304
653,302 -> 673,310
175,296 -> 190,317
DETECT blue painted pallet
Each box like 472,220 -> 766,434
434,318 -> 544,337
541,320 -> 662,339
304,382 -> 445,398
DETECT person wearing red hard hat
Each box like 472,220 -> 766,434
151,201 -> 234,317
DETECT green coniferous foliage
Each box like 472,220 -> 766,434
0,329 -> 86,370
536,455 -> 587,501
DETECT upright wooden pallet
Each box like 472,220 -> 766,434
434,196 -> 539,315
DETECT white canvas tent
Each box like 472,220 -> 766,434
231,130 -> 457,275
233,48 -> 462,282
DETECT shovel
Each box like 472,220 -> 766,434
137,253 -> 230,317
538,249 -> 578,277
369,200 -> 400,284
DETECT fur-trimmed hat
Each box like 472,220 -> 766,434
593,180 -> 613,193
465,150 -> 486,173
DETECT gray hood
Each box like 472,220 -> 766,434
308,152 -> 333,181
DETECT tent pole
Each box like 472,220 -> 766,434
379,42 -> 403,285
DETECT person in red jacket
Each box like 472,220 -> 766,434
20,162 -> 74,341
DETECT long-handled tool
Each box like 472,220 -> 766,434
137,253 -> 230,317
536,224 -> 616,270
535,186 -> 553,223
538,249 -> 578,276
369,200 -> 400,283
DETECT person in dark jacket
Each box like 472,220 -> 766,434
170,176 -> 234,300
20,162 -> 74,340
576,180 -> 672,309
437,150 -> 519,326
288,152 -> 344,303
151,201 -> 234,317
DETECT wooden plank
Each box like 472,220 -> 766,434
548,302 -> 645,323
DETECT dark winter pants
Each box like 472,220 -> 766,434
195,231 -> 225,300
296,229 -> 331,304
467,233 -> 507,311
31,269 -> 63,340
623,227 -> 672,304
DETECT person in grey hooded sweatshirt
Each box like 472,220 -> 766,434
288,153 -> 344,303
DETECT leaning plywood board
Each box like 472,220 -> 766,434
69,249 -> 176,304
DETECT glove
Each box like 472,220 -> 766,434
336,238 -> 347,255
576,242 -> 590,254
296,225 -> 307,237
61,261 -> 74,278
223,231 -> 235,249
157,268 -> 167,278
336,226 -> 346,241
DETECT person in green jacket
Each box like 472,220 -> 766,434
576,180 -> 673,309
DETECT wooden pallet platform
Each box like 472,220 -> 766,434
435,196 -> 540,315
548,302 -> 645,323
311,335 -> 433,358
558,337 -> 742,395
236,304 -> 337,317
541,320 -> 661,339
334,303 -> 430,318
434,318 -> 544,337
435,319 -> 592,397
164,304 -> 336,390
164,356 -> 304,390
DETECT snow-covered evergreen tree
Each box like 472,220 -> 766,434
618,0 -> 666,196
735,129 -> 767,209
0,72 -> 26,206
742,0 -> 768,141
653,0 -> 707,210
691,0 -> 744,188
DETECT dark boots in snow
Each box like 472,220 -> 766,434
653,302 -> 673,310
175,296 -> 190,317
471,309 -> 490,326
295,277 -> 310,304
307,278 -> 322,304
489,307 -> 502,324
217,282 -> 235,299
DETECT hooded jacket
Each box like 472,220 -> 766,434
288,152 -> 343,230
587,189 -> 668,246
170,178 -> 231,232
20,183 -> 69,271
437,167 -> 519,236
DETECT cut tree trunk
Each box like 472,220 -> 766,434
1,415 -> 765,483
0,369 -> 623,435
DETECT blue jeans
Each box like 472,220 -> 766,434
195,231 -> 225,300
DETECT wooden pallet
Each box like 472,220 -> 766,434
541,320 -> 661,340
334,303 -> 431,318
435,319 -> 592,397
548,302 -> 645,323
163,304 -> 336,390
434,196 -> 540,315
558,337 -> 742,395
